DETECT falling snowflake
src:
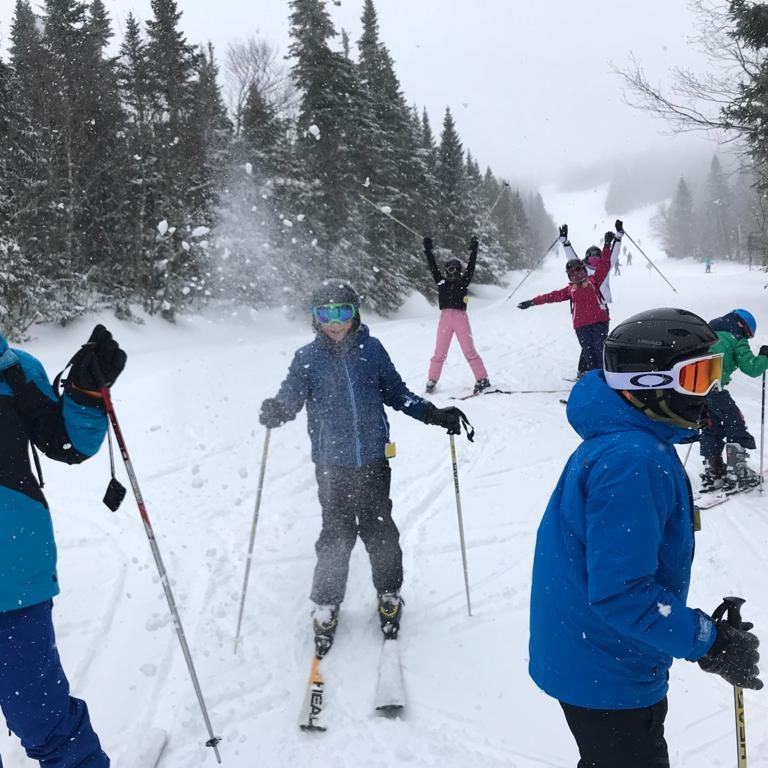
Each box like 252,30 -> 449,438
307,124 -> 321,140
381,205 -> 392,214
157,220 -> 169,235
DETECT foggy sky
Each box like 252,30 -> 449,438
0,0 -> 718,185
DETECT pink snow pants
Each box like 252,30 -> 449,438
428,309 -> 488,381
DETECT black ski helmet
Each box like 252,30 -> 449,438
310,279 -> 361,330
565,258 -> 587,283
445,257 -> 463,280
604,307 -> 718,428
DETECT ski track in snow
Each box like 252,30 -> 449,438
2,185 -> 768,766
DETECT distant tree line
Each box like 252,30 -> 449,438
0,0 -> 555,339
652,154 -> 768,265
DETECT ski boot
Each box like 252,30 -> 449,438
377,591 -> 403,640
425,379 -> 437,394
473,378 -> 492,394
725,443 -> 761,493
699,456 -> 726,494
312,603 -> 339,658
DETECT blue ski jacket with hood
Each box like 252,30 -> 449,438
274,325 -> 429,467
529,370 -> 716,709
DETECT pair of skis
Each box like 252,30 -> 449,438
298,638 -> 405,731
450,387 -> 570,401
693,471 -> 767,510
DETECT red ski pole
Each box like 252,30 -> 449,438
100,385 -> 222,763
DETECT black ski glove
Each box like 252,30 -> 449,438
67,325 -> 126,391
604,231 -> 614,248
614,219 -> 624,234
469,235 -> 478,255
518,300 -> 534,310
758,344 -> 768,358
423,403 -> 467,435
559,224 -> 568,239
423,236 -> 434,254
698,617 -> 763,690
259,398 -> 290,429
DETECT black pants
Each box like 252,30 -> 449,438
310,460 -> 402,605
700,388 -> 756,459
560,698 -> 669,768
575,321 -> 609,374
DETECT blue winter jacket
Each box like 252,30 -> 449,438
275,325 -> 429,467
529,370 -> 716,709
0,340 -> 108,612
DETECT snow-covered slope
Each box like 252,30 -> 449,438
2,189 -> 767,767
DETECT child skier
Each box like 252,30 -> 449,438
0,325 -> 126,767
517,220 -> 623,376
529,308 -> 762,767
423,235 -> 490,395
699,308 -> 768,493
259,280 -> 469,657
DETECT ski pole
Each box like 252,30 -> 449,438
358,193 -> 423,239
449,434 -> 472,617
683,442 -> 694,467
760,372 -> 765,494
234,428 -> 272,653
621,230 -> 678,293
484,182 -> 510,223
99,385 -> 222,763
712,597 -> 750,768
506,236 -> 560,301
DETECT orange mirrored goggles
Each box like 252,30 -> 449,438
604,353 -> 724,396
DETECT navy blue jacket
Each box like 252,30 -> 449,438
0,345 -> 107,612
529,370 -> 716,709
275,325 -> 429,467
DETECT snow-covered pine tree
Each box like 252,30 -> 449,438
698,155 -> 735,261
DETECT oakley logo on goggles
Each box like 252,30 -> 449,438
313,303 -> 356,324
604,352 -> 723,396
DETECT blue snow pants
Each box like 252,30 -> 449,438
0,601 -> 109,767
575,321 -> 609,374
700,388 -> 756,459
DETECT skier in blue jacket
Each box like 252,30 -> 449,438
529,308 -> 762,767
0,325 -> 125,767
259,280 -> 468,656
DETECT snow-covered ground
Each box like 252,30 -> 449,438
3,186 -> 768,767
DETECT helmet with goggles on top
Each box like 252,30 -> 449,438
603,307 -> 721,429
310,279 -> 361,330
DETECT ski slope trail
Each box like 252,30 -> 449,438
2,195 -> 767,766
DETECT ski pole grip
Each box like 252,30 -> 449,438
712,596 -> 746,628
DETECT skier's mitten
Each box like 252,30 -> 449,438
614,219 -> 624,234
604,231 -> 614,248
559,224 -> 568,239
698,619 -> 763,690
0,333 -> 19,372
758,344 -> 768,358
517,300 -> 534,310
259,398 -> 290,429
68,325 -> 126,391
423,404 -> 466,435
423,237 -> 434,253
469,235 -> 478,255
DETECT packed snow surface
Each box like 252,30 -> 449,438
3,185 -> 767,766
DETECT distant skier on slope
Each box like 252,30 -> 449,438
529,308 -> 762,767
0,325 -> 126,767
699,308 -> 768,494
517,220 -> 623,377
259,280 -> 469,657
423,235 -> 491,395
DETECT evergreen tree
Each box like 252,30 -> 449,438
657,176 -> 695,259
698,155 -> 735,260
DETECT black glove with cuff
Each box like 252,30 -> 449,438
558,224 -> 568,239
758,344 -> 768,358
698,616 -> 763,690
423,403 -> 467,435
517,300 -> 534,310
423,236 -> 434,254
260,398 -> 290,429
604,231 -> 615,248
469,235 -> 478,255
67,325 -> 126,393
614,219 -> 624,234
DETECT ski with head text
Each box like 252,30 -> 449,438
298,637 -> 406,731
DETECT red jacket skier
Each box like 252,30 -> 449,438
518,219 -> 624,374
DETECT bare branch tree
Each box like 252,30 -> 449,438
223,36 -> 296,135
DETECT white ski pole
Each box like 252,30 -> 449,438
449,434 -> 472,617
